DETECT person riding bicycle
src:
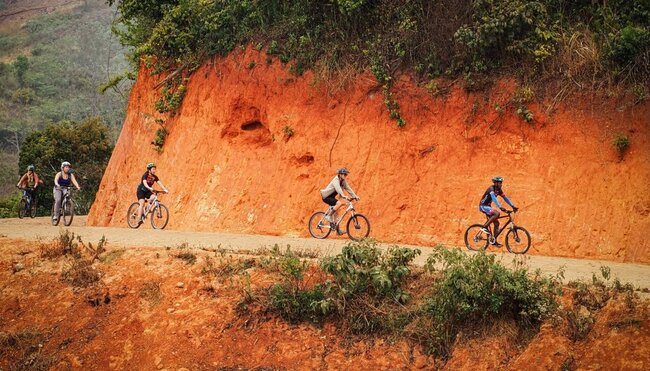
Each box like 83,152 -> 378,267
320,167 -> 360,225
479,176 -> 518,245
17,165 -> 43,209
53,161 -> 81,223
136,163 -> 168,225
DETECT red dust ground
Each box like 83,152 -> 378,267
1,237 -> 649,369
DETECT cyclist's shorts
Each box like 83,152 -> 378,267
322,193 -> 338,206
479,205 -> 497,216
137,188 -> 152,201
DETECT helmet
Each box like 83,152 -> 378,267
337,167 -> 350,175
492,176 -> 504,183
146,162 -> 156,170
61,161 -> 71,170
27,165 -> 35,171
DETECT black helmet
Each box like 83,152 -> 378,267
337,167 -> 350,175
492,176 -> 504,182
27,165 -> 35,171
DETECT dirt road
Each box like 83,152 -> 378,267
3,216 -> 650,290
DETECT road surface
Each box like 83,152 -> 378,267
2,216 -> 649,290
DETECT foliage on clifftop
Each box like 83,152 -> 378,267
109,0 -> 648,85
108,0 -> 649,127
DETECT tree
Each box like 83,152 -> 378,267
13,56 -> 29,87
18,117 -> 114,215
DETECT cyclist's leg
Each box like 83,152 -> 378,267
322,194 -> 338,221
52,188 -> 62,220
480,206 -> 500,231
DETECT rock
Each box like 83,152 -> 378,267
166,308 -> 175,313
176,282 -> 184,288
12,263 -> 24,273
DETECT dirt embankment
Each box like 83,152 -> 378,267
1,238 -> 649,369
88,47 -> 650,263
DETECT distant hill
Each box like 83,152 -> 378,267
0,0 -> 132,197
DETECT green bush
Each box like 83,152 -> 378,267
613,133 -> 630,159
607,25 -> 649,66
420,247 -> 561,356
267,239 -> 420,331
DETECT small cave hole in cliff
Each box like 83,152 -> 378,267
241,120 -> 264,131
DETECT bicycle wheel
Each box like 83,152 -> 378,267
29,199 -> 37,218
150,204 -> 169,229
308,212 -> 331,239
505,226 -> 531,254
346,214 -> 370,241
63,198 -> 74,226
18,199 -> 27,219
126,202 -> 142,229
464,224 -> 489,251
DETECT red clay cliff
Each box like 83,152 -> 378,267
88,48 -> 650,263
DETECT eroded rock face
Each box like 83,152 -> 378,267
89,48 -> 650,263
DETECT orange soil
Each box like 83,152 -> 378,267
88,47 -> 650,263
1,238 -> 649,369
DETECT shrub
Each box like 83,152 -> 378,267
282,125 -> 294,138
419,247 -> 561,356
612,133 -> 630,159
267,239 -> 421,331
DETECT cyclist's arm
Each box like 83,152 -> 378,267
333,178 -> 346,199
490,192 -> 504,209
156,180 -> 169,193
70,174 -> 81,190
343,182 -> 359,200
54,172 -> 61,187
33,173 -> 39,188
17,174 -> 26,188
501,194 -> 515,208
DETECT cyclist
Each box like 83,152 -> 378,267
320,167 -> 360,227
17,165 -> 43,210
136,163 -> 168,225
53,161 -> 81,223
479,176 -> 518,245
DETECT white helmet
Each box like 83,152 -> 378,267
61,161 -> 71,170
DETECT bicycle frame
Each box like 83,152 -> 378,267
142,193 -> 161,218
331,201 -> 357,226
487,212 -> 516,238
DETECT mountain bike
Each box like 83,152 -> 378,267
52,187 -> 76,226
126,190 -> 169,229
308,199 -> 370,241
17,187 -> 37,219
464,209 -> 531,254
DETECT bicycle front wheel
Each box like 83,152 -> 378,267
29,199 -> 37,218
346,214 -> 370,241
63,198 -> 74,226
126,202 -> 141,229
308,212 -> 331,239
18,199 -> 27,219
464,224 -> 489,251
505,226 -> 531,254
150,204 -> 169,229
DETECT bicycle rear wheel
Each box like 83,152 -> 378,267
505,226 -> 531,254
18,199 -> 27,219
346,214 -> 370,241
464,224 -> 489,251
150,204 -> 169,229
126,202 -> 142,229
308,212 -> 331,239
63,198 -> 74,226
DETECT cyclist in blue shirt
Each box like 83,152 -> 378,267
479,176 -> 518,245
